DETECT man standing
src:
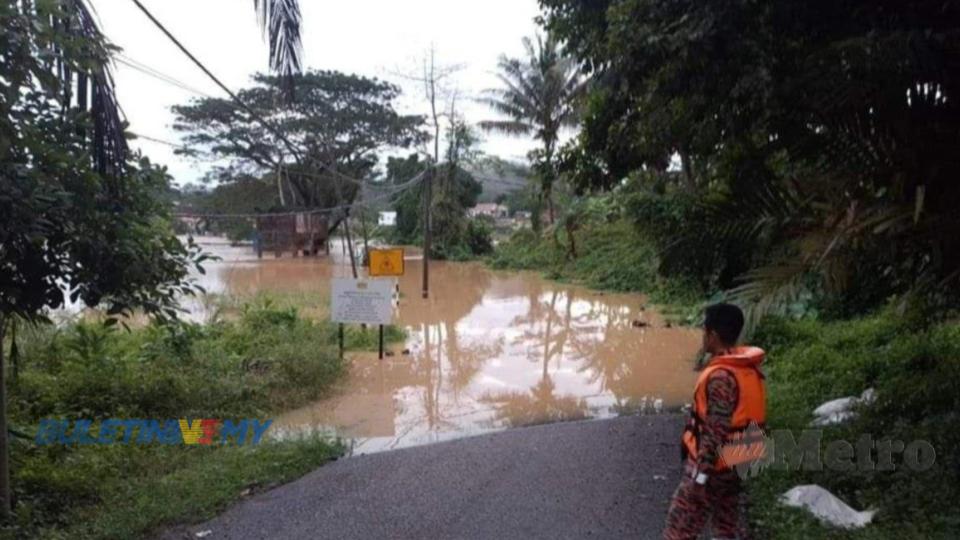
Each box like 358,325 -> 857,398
663,303 -> 766,540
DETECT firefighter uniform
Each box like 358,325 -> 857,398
663,347 -> 767,540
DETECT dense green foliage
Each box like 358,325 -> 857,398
2,3 -> 206,520
384,155 -> 427,245
1,3 -> 200,325
528,7 -> 960,530
2,301 -> 401,539
490,220 -> 700,315
541,0 -> 960,318
750,314 -> 960,538
384,154 -> 491,260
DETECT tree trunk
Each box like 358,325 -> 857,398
343,214 -> 358,279
531,192 -> 543,234
359,210 -> 370,257
0,316 -> 10,519
544,146 -> 557,226
9,320 -> 17,385
275,161 -> 286,207
566,223 -> 578,260
422,167 -> 433,299
680,151 -> 697,192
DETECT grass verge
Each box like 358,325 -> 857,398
749,314 -> 960,538
488,221 -> 703,321
2,296 -> 404,539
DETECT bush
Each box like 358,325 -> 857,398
430,217 -> 495,261
3,299 -> 395,539
488,229 -> 561,271
489,220 -> 703,316
463,218 -> 494,257
625,189 -> 758,291
749,314 -> 960,538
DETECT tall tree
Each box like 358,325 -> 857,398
386,151 -> 482,257
480,33 -> 582,226
172,70 -> 425,210
392,47 -> 465,297
542,0 -> 960,317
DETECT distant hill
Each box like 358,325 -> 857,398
465,158 -> 531,203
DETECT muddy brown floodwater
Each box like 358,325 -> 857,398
190,238 -> 701,454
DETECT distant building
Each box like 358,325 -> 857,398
378,211 -> 397,226
468,203 -> 509,219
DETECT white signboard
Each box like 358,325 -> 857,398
331,278 -> 394,325
378,211 -> 397,226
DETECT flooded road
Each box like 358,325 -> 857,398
193,238 -> 701,454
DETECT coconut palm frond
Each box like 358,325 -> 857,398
478,92 -> 532,122
478,120 -> 534,136
480,32 -> 581,143
67,1 -> 129,177
728,261 -> 811,333
5,0 -> 128,175
495,58 -> 543,109
253,0 -> 303,99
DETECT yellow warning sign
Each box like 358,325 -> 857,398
369,248 -> 405,277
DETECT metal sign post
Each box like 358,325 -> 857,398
368,248 -> 404,361
331,278 -> 395,361
378,325 -> 385,360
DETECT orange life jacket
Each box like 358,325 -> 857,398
681,346 -> 767,471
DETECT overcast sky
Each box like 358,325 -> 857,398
90,0 -> 544,185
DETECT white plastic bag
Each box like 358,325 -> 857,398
781,485 -> 876,529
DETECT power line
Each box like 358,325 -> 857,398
129,0 -> 303,162
127,0 -> 419,202
115,54 -> 219,99
130,132 -> 186,149
173,169 -> 428,220
120,4 -> 372,189
131,129 -> 417,191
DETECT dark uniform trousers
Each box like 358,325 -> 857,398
662,461 -> 748,540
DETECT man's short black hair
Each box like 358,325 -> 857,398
704,303 -> 744,345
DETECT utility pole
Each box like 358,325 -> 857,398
0,317 -> 9,519
391,46 -> 462,300
344,211 -> 359,279
359,207 -> 370,258
422,166 -> 432,298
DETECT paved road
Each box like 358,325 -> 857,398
161,415 -> 683,540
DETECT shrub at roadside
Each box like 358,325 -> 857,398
749,314 -> 960,539
2,301 -> 401,539
489,220 -> 702,316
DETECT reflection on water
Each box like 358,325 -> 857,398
194,239 -> 701,454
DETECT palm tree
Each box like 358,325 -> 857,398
480,33 -> 582,226
253,0 -> 303,99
